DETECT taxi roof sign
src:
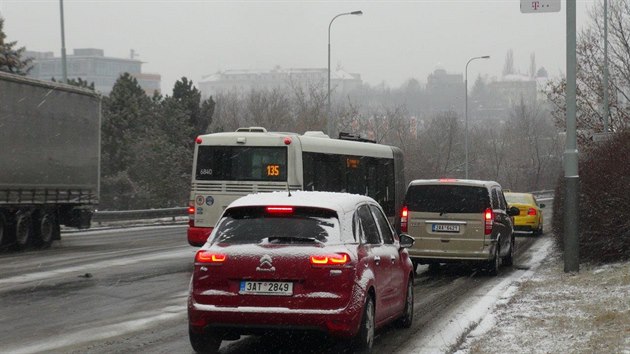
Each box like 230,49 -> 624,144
521,0 -> 561,13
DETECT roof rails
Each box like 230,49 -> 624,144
235,127 -> 268,133
338,132 -> 376,143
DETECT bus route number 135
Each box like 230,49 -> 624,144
266,164 -> 280,177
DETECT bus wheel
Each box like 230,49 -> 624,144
15,211 -> 33,250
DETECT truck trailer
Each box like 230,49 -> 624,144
0,71 -> 101,249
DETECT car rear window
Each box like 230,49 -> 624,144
505,194 -> 533,204
211,206 -> 339,244
404,185 -> 489,213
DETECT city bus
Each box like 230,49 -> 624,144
187,127 -> 405,246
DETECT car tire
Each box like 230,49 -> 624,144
502,236 -> 514,267
353,295 -> 375,353
487,244 -> 500,276
411,260 -> 419,273
0,213 -> 7,246
397,276 -> 414,328
189,328 -> 221,354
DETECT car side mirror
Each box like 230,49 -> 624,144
399,234 -> 414,249
508,206 -> 520,216
539,203 -> 546,208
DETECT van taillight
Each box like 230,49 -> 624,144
528,208 -> 537,216
484,208 -> 493,235
400,205 -> 408,233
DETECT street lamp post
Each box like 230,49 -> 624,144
464,55 -> 490,179
327,10 -> 362,137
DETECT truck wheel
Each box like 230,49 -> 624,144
15,212 -> 33,250
34,211 -> 56,249
0,213 -> 7,246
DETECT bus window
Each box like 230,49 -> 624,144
195,146 -> 287,181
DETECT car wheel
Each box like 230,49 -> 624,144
536,224 -> 543,236
411,260 -> 419,273
189,328 -> 221,354
353,295 -> 375,353
14,212 -> 32,250
502,236 -> 514,266
487,244 -> 500,276
397,276 -> 414,328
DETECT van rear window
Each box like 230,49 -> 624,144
405,185 -> 489,213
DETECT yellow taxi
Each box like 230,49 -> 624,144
504,192 -> 545,235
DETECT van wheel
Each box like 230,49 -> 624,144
487,244 -> 500,276
397,277 -> 414,328
353,295 -> 375,353
189,328 -> 221,354
15,212 -> 32,250
428,262 -> 440,274
502,237 -> 514,266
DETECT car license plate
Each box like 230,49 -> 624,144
432,224 -> 460,233
239,281 -> 293,296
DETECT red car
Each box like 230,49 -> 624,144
188,191 -> 415,353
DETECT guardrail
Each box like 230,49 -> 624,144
93,189 -> 556,223
92,207 -> 187,222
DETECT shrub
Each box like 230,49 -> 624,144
552,130 -> 630,264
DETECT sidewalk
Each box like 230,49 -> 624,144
456,242 -> 630,354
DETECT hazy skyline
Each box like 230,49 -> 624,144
1,1 -> 593,94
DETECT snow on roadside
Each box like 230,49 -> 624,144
457,243 -> 630,354
398,238 -> 554,354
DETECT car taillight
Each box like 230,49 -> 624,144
310,253 -> 350,266
528,208 -> 537,216
195,250 -> 227,264
188,204 -> 195,227
400,205 -> 408,233
484,208 -> 494,235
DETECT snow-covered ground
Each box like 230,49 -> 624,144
396,236 -> 630,354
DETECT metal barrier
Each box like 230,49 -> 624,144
92,207 -> 188,222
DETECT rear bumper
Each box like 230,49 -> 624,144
408,241 -> 496,263
188,288 -> 365,338
188,226 -> 213,247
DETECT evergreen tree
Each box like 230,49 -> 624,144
0,17 -> 32,75
172,77 -> 215,140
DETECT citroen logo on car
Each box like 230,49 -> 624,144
256,254 -> 275,272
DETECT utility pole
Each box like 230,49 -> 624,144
59,0 -> 67,84
564,0 -> 579,273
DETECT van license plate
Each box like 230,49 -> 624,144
239,281 -> 293,296
432,224 -> 460,233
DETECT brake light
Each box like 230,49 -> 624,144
484,208 -> 494,235
528,208 -> 537,216
439,178 -> 457,182
195,250 -> 227,263
188,204 -> 195,227
400,205 -> 408,233
310,253 -> 350,266
266,206 -> 294,214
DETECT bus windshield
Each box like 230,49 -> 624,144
195,146 -> 287,181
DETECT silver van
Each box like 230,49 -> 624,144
401,179 -> 519,275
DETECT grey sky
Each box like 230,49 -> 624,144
1,0 -> 593,94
